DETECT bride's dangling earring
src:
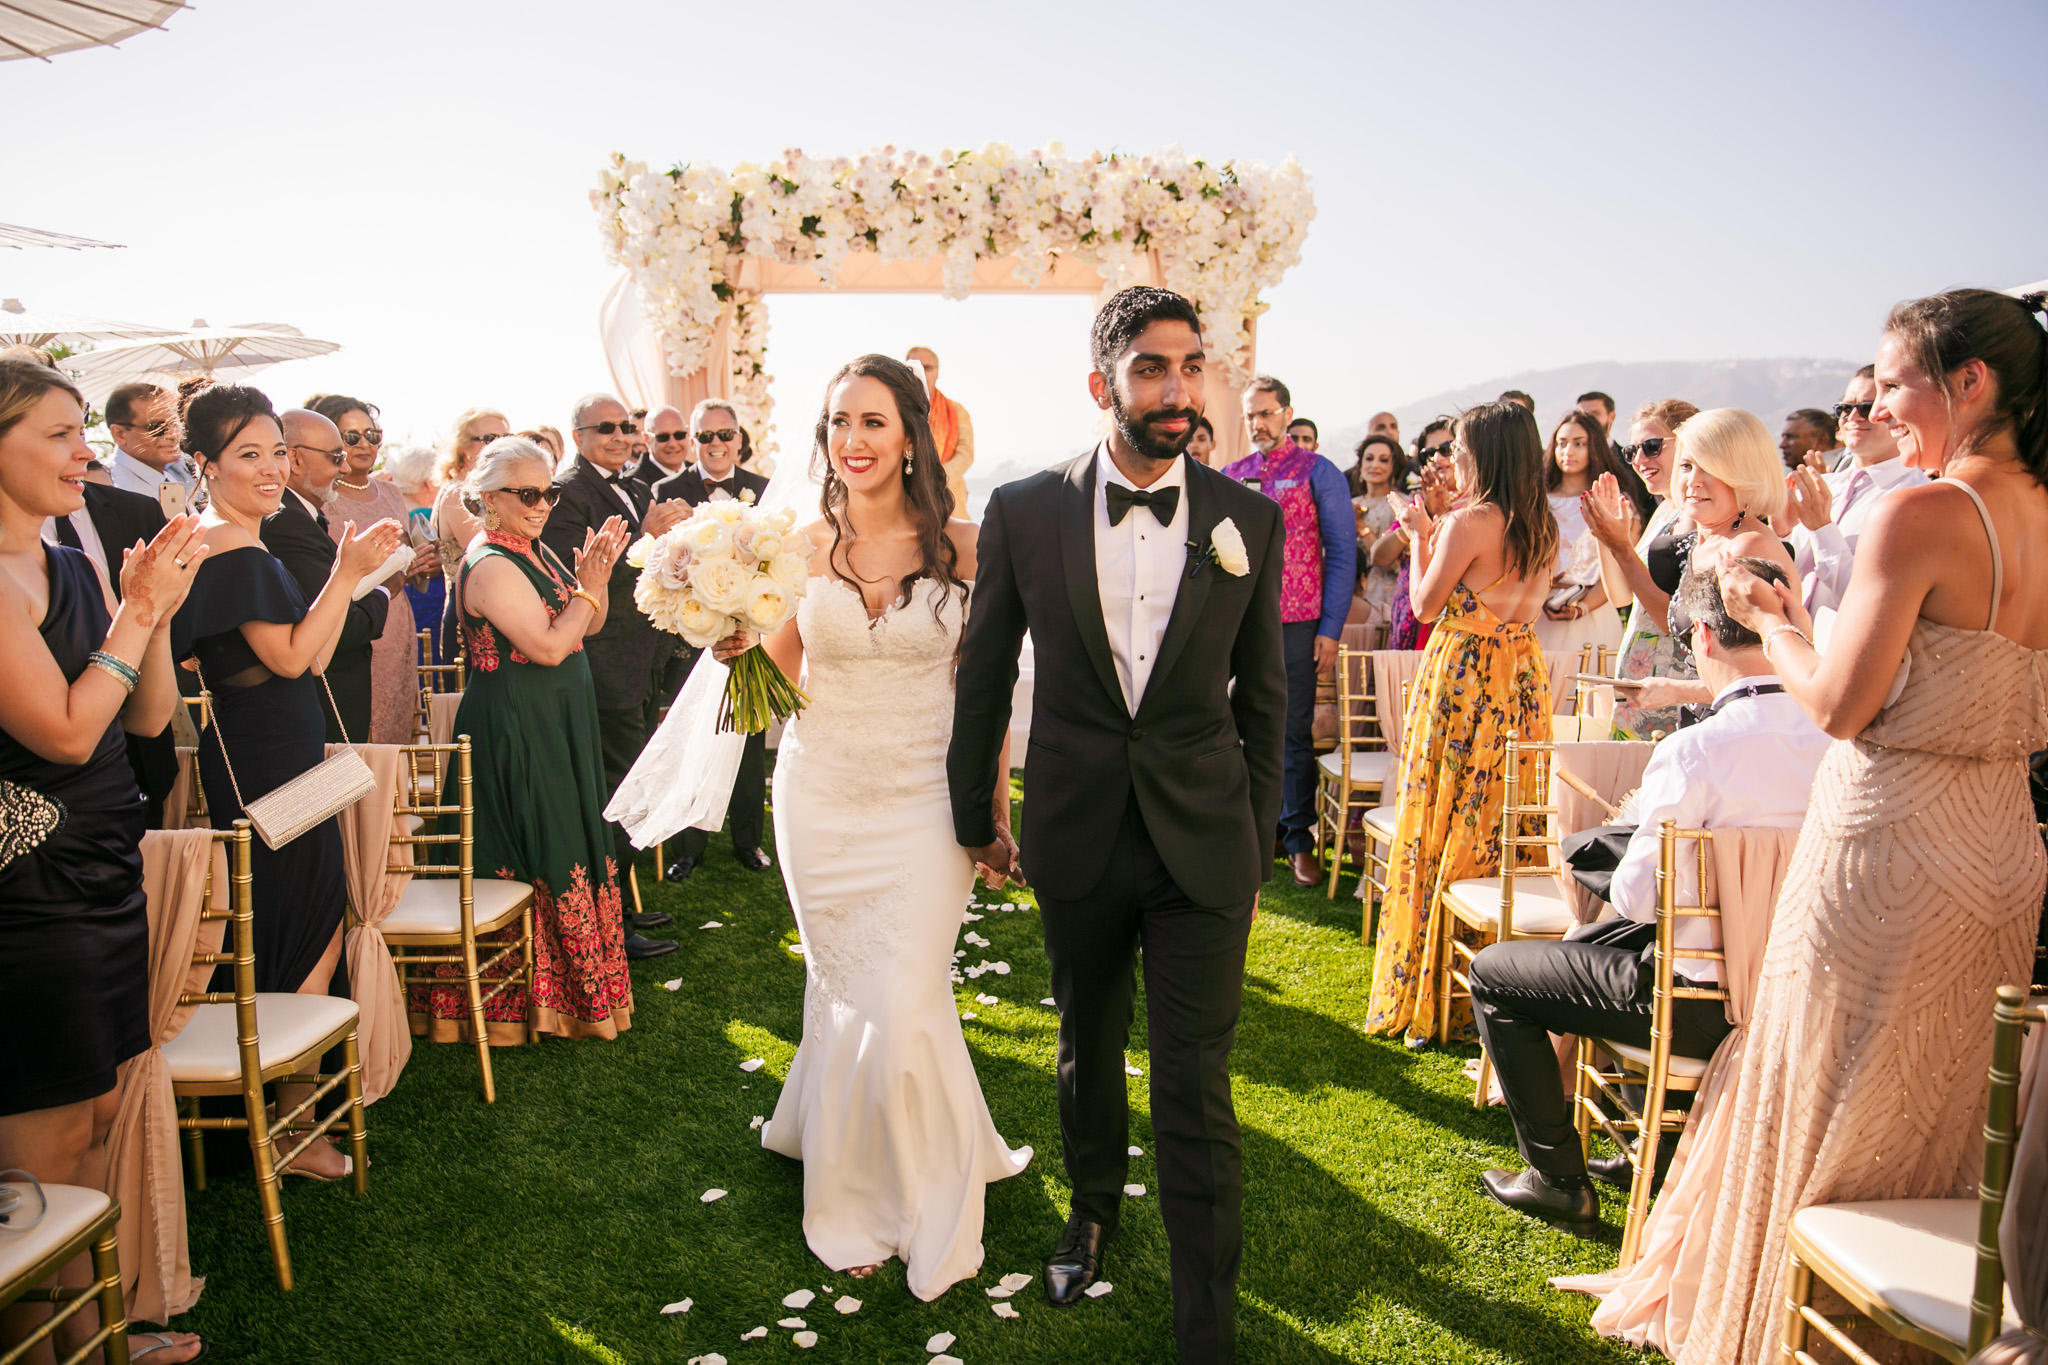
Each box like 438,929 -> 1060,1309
904,449 -> 914,477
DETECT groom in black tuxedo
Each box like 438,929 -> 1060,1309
948,287 -> 1286,1365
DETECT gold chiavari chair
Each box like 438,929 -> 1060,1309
1571,820 -> 1723,1265
0,1183 -> 129,1365
1777,985 -> 2041,1363
1356,679 -> 1412,940
1439,728 -> 1576,1105
1314,647 -> 1393,900
164,822 -> 369,1292
380,738 -> 536,1102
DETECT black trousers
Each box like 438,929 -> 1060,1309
597,664 -> 667,885
1037,798 -> 1253,1365
1468,934 -> 1733,1181
1276,619 -> 1318,855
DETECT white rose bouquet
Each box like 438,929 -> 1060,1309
629,499 -> 810,733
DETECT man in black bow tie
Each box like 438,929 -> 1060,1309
542,394 -> 687,958
651,399 -> 774,877
948,287 -> 1287,1364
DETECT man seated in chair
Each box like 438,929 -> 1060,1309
1466,557 -> 1830,1231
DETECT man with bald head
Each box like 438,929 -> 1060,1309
906,346 -> 975,517
628,404 -> 691,494
261,408 -> 396,741
1368,411 -> 1400,444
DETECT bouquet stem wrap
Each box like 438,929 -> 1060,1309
721,645 -> 809,734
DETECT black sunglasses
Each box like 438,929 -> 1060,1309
1617,437 -> 1668,463
694,428 -> 740,444
1832,401 -> 1874,421
341,427 -> 383,447
289,443 -> 347,467
1419,441 -> 1453,460
651,430 -> 689,443
576,420 -> 639,436
495,486 -> 563,508
114,419 -> 173,437
465,431 -> 511,445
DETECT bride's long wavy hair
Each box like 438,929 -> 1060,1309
812,354 -> 964,621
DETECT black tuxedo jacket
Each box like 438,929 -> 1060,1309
948,451 -> 1287,907
260,494 -> 390,744
541,457 -> 675,711
650,464 -> 771,507
624,456 -> 686,497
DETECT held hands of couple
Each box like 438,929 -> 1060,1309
970,827 -> 1025,890
118,514 -> 210,629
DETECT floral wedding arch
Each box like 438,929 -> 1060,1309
591,143 -> 1315,467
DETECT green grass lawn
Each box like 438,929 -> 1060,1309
173,781 -> 1659,1364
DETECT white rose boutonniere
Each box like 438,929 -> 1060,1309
1197,516 -> 1251,578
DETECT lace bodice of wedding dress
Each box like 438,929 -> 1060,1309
761,575 -> 1030,1301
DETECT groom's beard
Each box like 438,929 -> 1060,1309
1109,388 -> 1199,464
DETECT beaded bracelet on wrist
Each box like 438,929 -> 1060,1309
86,650 -> 140,694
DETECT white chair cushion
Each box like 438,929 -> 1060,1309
1317,749 -> 1393,785
1600,1039 -> 1710,1081
0,1182 -> 111,1281
1363,805 -> 1399,840
381,876 -> 533,937
163,994 -> 361,1086
1442,875 -> 1576,935
1790,1200 -> 2020,1345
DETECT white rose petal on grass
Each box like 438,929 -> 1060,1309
740,1326 -> 767,1340
976,993 -> 998,1005
963,931 -> 989,947
788,943 -> 805,956
1129,1145 -> 1144,1157
1125,1064 -> 1143,1077
793,1331 -> 818,1348
999,1272 -> 1033,1292
749,1115 -> 764,1130
1041,997 -> 1056,1007
992,1301 -> 1021,1319
701,921 -> 722,929
962,911 -> 983,922
992,962 -> 1011,975
689,1355 -> 728,1365
834,1295 -> 861,1314
934,1357 -> 965,1365
739,1058 -> 764,1072
777,1318 -> 806,1329
959,1012 -> 977,1021
781,1289 -> 816,1309
985,1285 -> 1014,1299
926,1333 -> 956,1353
1124,1183 -> 1148,1197
663,978 -> 683,992
1085,1281 -> 1114,1298
661,1298 -> 693,1315
700,1188 -> 727,1203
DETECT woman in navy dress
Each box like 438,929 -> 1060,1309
168,385 -> 402,1182
0,359 -> 209,1362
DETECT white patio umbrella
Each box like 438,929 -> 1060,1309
0,223 -> 123,249
1,297 -> 177,349
1,0 -> 184,61
58,322 -> 342,405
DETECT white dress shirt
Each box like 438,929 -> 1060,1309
41,508 -> 109,579
111,448 -> 194,502
1791,453 -> 1927,613
1093,442 -> 1188,714
1611,674 -> 1831,981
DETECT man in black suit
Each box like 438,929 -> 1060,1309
625,404 -> 691,496
542,393 -> 686,958
47,479 -> 181,822
262,409 -> 392,744
651,399 -> 775,878
947,287 -> 1287,1365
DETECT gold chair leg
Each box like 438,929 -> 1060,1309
342,1028 -> 369,1196
1778,1249 -> 1813,1363
462,932 -> 496,1104
1572,1037 -> 1594,1159
89,1216 -> 132,1365
180,1095 -> 207,1191
246,1081 -> 291,1291
1434,907 -> 1454,1047
1472,1036 -> 1492,1110
1620,1127 -> 1658,1265
522,901 -> 539,1046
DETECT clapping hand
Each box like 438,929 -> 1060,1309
337,518 -> 405,580
119,514 -> 210,629
1581,472 -> 1636,551
1785,466 -> 1834,532
642,500 -> 688,538
1419,461 -> 1459,518
573,516 -> 629,586
1390,489 -> 1432,542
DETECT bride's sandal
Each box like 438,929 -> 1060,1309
130,1331 -> 208,1362
845,1264 -> 883,1279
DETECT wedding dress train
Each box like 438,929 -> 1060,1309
761,576 -> 1031,1301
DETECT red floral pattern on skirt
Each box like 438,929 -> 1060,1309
407,856 -> 630,1029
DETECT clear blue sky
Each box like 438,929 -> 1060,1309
6,0 -> 2042,482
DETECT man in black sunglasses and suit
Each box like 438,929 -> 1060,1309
543,393 -> 689,958
626,405 -> 693,495
649,398 -> 775,879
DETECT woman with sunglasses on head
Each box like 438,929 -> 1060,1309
1385,418 -> 1457,650
408,438 -> 638,1043
308,394 -> 423,743
1582,398 -> 1701,738
429,407 -> 513,664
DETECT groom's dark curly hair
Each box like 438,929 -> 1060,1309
1090,286 -> 1202,378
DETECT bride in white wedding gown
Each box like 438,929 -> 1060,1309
716,356 -> 1030,1300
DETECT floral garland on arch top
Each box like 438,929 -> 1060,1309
591,142 -> 1317,462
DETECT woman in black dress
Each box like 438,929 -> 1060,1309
169,386 -> 402,1182
0,359 -> 208,1362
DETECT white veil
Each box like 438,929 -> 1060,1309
603,445 -> 826,847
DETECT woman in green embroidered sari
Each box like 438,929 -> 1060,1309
409,437 -> 636,1042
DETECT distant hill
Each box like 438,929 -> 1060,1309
1325,357 -> 1863,457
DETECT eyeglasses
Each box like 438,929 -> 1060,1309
575,420 -> 639,436
1833,401 -> 1874,421
290,443 -> 347,468
694,428 -> 739,444
341,428 -> 383,447
114,419 -> 175,438
465,431 -> 511,446
1617,437 -> 1668,463
1419,441 -> 1453,460
651,430 -> 689,444
493,486 -> 563,508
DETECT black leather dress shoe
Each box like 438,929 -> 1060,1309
1044,1213 -> 1110,1306
1479,1167 -> 1600,1233
627,910 -> 672,930
662,856 -> 697,883
623,932 -> 678,960
1588,1134 -> 1678,1194
734,847 -> 773,872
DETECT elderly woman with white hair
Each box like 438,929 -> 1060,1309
407,437 -> 640,1043
381,440 -> 448,666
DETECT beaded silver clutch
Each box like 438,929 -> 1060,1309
0,779 -> 65,872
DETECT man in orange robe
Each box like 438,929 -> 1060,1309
907,346 -> 975,518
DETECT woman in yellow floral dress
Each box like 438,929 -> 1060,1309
1366,402 -> 1558,1047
